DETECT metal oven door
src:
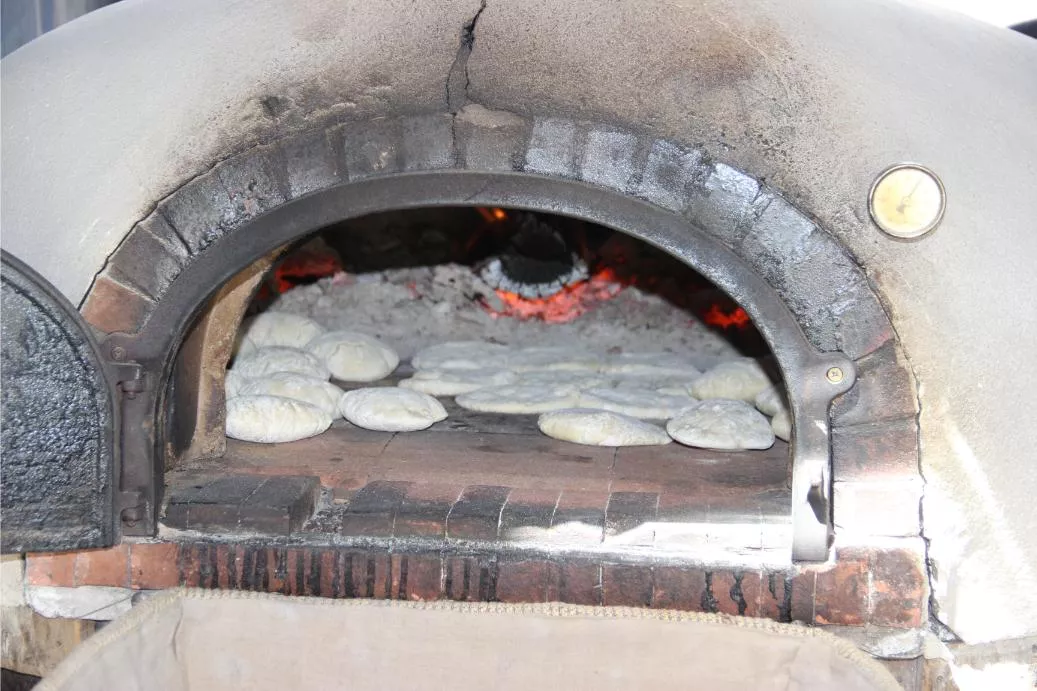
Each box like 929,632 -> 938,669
1,251 -> 119,552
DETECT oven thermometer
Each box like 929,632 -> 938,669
868,163 -> 946,239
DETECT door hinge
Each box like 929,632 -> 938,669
109,361 -> 150,398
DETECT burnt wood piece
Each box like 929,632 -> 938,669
164,473 -> 319,536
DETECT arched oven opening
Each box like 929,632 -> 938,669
166,205 -> 797,564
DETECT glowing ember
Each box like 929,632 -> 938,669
484,268 -> 624,323
273,252 -> 342,293
256,249 -> 344,304
476,207 -> 509,223
702,304 -> 751,329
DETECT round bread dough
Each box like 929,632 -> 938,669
306,331 -> 399,382
411,341 -> 512,370
754,385 -> 788,417
231,346 -> 330,381
238,312 -> 326,352
607,374 -> 698,397
226,395 -> 332,443
238,372 -> 343,417
577,387 -> 696,420
512,370 -> 612,391
689,359 -> 772,402
339,387 -> 447,431
771,409 -> 792,442
398,368 -> 518,396
455,385 -> 580,414
505,347 -> 604,372
666,400 -> 775,450
224,370 -> 250,399
601,352 -> 701,378
538,409 -> 672,447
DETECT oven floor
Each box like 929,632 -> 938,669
172,394 -> 792,561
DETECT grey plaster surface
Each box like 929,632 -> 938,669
2,0 -> 1036,642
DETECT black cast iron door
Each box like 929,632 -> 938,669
1,251 -> 117,552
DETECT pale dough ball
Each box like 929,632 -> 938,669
226,395 -> 332,443
689,359 -> 772,402
238,372 -> 343,417
538,409 -> 672,447
455,385 -> 580,414
398,368 -> 518,396
339,387 -> 448,432
578,387 -> 696,420
505,347 -> 604,373
666,400 -> 775,451
601,352 -> 701,378
771,409 -> 792,442
238,312 -> 326,352
231,346 -> 330,381
754,385 -> 788,417
411,341 -> 512,370
306,331 -> 399,382
225,370 -> 250,399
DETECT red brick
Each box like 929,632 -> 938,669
444,556 -> 478,601
283,548 -> 305,595
25,552 -> 77,587
372,553 -> 393,599
214,544 -> 240,590
81,274 -> 155,334
346,552 -> 374,598
552,490 -> 610,540
129,542 -> 180,589
647,564 -> 705,610
757,572 -> 787,620
496,560 -> 550,603
737,571 -> 766,618
652,566 -> 707,612
74,544 -> 130,587
319,550 -> 337,598
790,570 -> 816,623
390,555 -> 407,599
602,564 -> 653,607
554,561 -> 601,606
813,556 -> 868,625
401,555 -> 443,602
831,418 -> 920,481
867,546 -> 928,628
446,485 -> 511,541
711,571 -> 742,616
395,483 -> 460,538
499,488 -> 560,537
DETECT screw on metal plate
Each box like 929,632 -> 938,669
110,345 -> 126,361
826,366 -> 844,384
869,164 -> 946,239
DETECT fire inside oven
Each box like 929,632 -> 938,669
167,206 -> 792,555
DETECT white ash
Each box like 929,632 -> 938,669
269,263 -> 742,365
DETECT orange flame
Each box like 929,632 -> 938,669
484,268 -> 624,323
702,304 -> 751,329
